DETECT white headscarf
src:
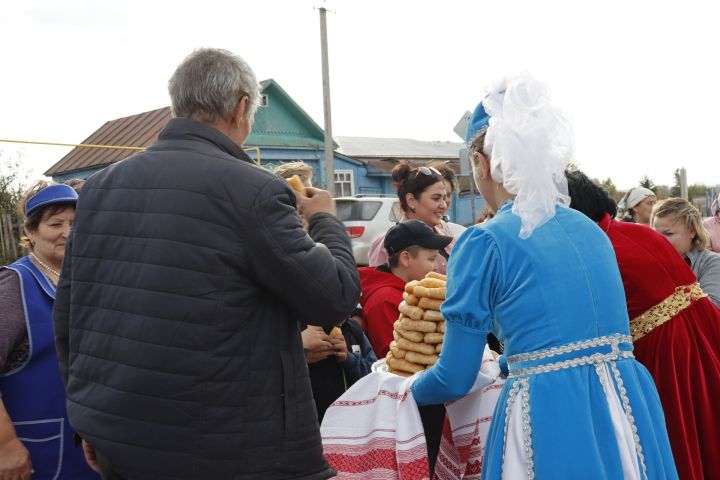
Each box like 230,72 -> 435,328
482,73 -> 574,239
617,187 -> 655,210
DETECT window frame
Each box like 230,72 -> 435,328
334,169 -> 355,197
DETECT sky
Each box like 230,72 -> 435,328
1,0 -> 718,190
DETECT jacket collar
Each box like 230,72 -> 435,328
158,117 -> 253,164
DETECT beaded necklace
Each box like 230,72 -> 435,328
30,252 -> 60,278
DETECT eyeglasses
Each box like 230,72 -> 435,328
240,92 -> 268,107
415,166 -> 442,178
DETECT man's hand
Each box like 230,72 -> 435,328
330,335 -> 348,364
302,326 -> 335,364
82,439 -> 101,473
0,437 -> 32,480
297,187 -> 335,220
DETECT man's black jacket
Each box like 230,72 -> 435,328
53,118 -> 360,480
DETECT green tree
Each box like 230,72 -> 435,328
670,169 -> 681,197
639,175 -> 657,194
688,184 -> 708,200
596,177 -> 618,199
0,151 -> 29,264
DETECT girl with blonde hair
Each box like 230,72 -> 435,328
652,197 -> 720,307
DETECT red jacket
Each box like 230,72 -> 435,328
358,266 -> 405,357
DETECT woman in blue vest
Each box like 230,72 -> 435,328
0,181 -> 98,479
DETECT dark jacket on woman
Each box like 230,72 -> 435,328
53,118 -> 361,480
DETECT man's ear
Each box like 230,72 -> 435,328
398,250 -> 411,268
233,96 -> 250,127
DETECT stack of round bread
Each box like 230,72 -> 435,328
386,272 -> 446,377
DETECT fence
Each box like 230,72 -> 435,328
0,213 -> 22,266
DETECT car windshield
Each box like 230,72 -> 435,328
336,200 -> 382,221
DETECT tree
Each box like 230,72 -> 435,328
639,175 -> 657,194
597,177 -> 618,199
688,184 -> 708,200
670,169 -> 681,197
0,151 -> 28,214
0,151 -> 29,265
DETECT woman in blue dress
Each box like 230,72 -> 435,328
412,75 -> 677,479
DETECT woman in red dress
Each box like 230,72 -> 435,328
566,170 -> 720,480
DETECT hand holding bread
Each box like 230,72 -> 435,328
296,187 -> 335,219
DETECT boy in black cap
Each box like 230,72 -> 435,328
358,220 -> 453,357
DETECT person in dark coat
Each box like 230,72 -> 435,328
301,313 -> 377,422
271,163 -> 376,422
52,48 -> 361,480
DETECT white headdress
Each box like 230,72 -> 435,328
482,73 -> 574,238
617,187 -> 655,210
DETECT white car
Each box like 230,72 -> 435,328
336,196 -> 402,266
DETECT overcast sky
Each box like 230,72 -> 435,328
1,0 -> 717,190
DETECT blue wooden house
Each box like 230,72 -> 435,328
336,136 -> 484,225
45,79 -> 386,196
45,79 -> 482,224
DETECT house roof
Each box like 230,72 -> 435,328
44,106 -> 171,176
248,79 -> 336,149
336,136 -> 463,159
45,79 -> 335,177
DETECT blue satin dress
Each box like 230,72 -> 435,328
413,202 -> 677,479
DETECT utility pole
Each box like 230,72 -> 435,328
319,6 -> 334,194
680,167 -> 688,200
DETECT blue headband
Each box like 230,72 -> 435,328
25,184 -> 78,218
465,100 -> 491,145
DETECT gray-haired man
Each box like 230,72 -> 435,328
53,48 -> 360,480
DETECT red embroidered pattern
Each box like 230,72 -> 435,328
326,444 -> 430,479
332,389 -> 409,408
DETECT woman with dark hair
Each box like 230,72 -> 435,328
412,75 -> 676,479
0,181 -> 98,479
567,169 -> 720,480
428,161 -> 467,237
368,162 -> 456,273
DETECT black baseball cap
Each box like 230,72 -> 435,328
384,220 -> 453,256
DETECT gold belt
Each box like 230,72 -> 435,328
630,282 -> 706,341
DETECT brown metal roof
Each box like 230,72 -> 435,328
364,158 -> 461,174
44,106 -> 172,176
